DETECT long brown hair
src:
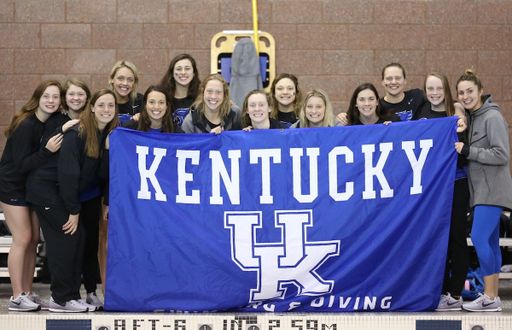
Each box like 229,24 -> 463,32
137,86 -> 174,133
424,72 -> 455,117
241,90 -> 274,128
78,89 -> 119,158
5,80 -> 62,138
192,74 -> 231,124
270,73 -> 302,119
159,54 -> 200,101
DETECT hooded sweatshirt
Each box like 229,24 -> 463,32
465,94 -> 512,209
229,38 -> 263,108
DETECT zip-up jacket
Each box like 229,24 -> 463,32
181,105 -> 242,133
465,94 -> 512,209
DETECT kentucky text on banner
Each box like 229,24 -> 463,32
106,117 -> 458,312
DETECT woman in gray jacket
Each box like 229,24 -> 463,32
455,69 -> 512,312
181,74 -> 241,134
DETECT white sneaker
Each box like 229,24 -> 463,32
462,293 -> 502,312
28,292 -> 50,310
86,292 -> 104,311
77,299 -> 98,312
435,293 -> 463,311
500,264 -> 512,272
9,292 -> 41,312
49,297 -> 88,313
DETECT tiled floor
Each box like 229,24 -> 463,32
0,280 -> 511,315
0,281 -> 510,330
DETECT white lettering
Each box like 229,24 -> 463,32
402,140 -> 433,195
290,148 -> 319,203
210,150 -> 241,205
363,296 -> 376,310
310,297 -> 324,307
136,146 -> 167,201
288,301 -> 301,311
250,149 -> 281,204
263,304 -> 275,312
381,296 -> 392,309
339,297 -> 351,308
176,150 -> 200,204
136,142 -> 430,205
353,297 -> 360,310
328,295 -> 335,308
329,146 -> 354,201
362,143 -> 394,199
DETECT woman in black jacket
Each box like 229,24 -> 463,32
30,89 -> 119,313
0,80 -> 63,311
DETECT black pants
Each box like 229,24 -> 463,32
81,196 -> 101,293
35,205 -> 85,304
442,178 -> 470,297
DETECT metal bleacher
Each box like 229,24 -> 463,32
0,210 -> 511,279
0,211 -> 42,278
0,211 -> 9,277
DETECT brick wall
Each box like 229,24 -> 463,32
1,0 -> 512,153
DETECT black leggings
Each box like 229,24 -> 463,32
442,178 -> 470,297
81,196 -> 101,293
35,205 -> 84,304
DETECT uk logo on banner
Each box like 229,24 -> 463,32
225,210 -> 340,302
105,117 -> 458,313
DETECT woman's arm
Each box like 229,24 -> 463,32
58,129 -> 82,215
12,119 -> 57,173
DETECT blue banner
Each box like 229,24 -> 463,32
106,117 -> 458,312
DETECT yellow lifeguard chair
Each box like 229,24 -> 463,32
210,1 -> 275,93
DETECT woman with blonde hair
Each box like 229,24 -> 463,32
292,89 -> 341,128
182,74 -> 241,134
109,60 -> 143,116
